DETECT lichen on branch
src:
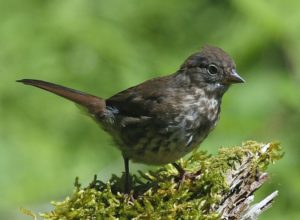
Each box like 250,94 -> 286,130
38,141 -> 282,220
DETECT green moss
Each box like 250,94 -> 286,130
39,141 -> 282,220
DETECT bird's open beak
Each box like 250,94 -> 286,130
225,69 -> 245,84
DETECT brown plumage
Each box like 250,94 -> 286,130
17,45 -> 244,193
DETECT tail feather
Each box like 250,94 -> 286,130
17,79 -> 105,114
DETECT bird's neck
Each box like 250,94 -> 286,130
203,83 -> 229,99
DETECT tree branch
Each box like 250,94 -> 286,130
36,141 -> 282,220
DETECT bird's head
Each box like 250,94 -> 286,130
179,45 -> 244,94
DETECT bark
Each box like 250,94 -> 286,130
216,144 -> 278,219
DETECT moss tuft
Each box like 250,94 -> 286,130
40,141 -> 282,219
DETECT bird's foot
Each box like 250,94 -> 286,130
172,163 -> 202,186
124,192 -> 135,203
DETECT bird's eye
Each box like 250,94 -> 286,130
208,64 -> 219,75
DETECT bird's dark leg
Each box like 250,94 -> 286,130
172,162 -> 186,179
124,157 -> 130,194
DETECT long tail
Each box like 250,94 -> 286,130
17,79 -> 105,114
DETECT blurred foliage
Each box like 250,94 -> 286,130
39,141 -> 282,219
0,0 -> 299,219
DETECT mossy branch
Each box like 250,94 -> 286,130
32,141 -> 282,219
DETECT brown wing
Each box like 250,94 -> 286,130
105,74 -> 186,147
105,75 -> 179,120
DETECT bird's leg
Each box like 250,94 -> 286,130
123,157 -> 130,194
172,162 -> 187,181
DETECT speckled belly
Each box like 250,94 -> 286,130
119,104 -> 220,164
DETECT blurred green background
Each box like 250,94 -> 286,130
0,0 -> 299,219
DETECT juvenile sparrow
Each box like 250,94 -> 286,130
18,45 -> 244,193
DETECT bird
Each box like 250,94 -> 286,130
17,45 -> 244,193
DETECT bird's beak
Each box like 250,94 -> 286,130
225,69 -> 245,84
